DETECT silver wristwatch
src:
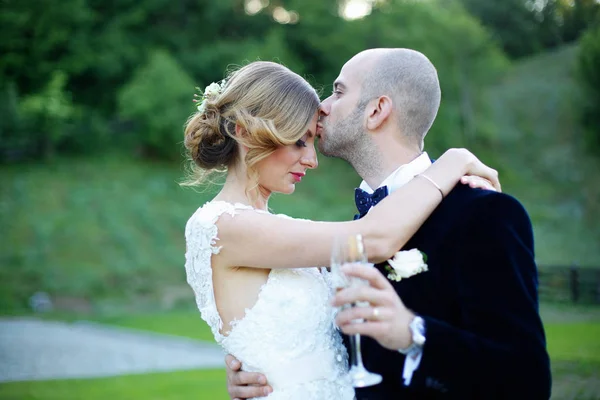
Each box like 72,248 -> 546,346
398,315 -> 426,355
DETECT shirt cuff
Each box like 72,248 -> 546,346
402,348 -> 423,386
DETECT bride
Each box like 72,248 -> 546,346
183,61 -> 499,399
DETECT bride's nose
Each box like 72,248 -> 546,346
301,145 -> 318,169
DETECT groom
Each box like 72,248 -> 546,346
225,48 -> 551,399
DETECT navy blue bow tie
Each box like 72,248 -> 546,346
354,186 -> 389,219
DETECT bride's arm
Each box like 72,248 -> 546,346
217,149 -> 498,269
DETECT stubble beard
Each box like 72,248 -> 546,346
318,104 -> 366,165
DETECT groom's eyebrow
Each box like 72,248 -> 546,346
333,80 -> 346,91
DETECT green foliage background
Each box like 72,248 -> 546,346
1,0 -> 600,312
577,24 -> 600,154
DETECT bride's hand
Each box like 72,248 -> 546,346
460,175 -> 499,192
426,148 -> 501,195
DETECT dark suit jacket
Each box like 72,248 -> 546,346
348,185 -> 552,399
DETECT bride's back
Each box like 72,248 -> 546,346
211,247 -> 270,336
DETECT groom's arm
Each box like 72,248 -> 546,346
410,193 -> 551,398
335,192 -> 551,398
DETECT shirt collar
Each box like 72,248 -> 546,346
359,152 -> 432,194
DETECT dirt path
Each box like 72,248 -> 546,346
0,317 -> 224,382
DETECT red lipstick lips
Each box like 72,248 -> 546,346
291,172 -> 305,182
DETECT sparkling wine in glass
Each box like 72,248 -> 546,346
331,234 -> 383,388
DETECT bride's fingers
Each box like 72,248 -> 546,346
460,176 -> 497,191
466,160 -> 501,192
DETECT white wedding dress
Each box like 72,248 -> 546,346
185,201 -> 355,400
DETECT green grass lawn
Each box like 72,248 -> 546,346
1,308 -> 598,400
0,369 -> 229,400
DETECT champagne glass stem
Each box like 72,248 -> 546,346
353,333 -> 365,367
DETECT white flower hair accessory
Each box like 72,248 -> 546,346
385,248 -> 428,282
193,81 -> 225,113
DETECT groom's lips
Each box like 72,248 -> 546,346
316,122 -> 323,135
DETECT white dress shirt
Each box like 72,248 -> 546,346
358,151 -> 431,386
358,152 -> 432,195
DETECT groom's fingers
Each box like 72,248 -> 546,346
339,321 -> 388,338
336,306 -> 394,326
228,371 -> 272,399
225,354 -> 241,371
339,263 -> 392,290
229,385 -> 272,399
332,286 -> 389,308
231,371 -> 267,386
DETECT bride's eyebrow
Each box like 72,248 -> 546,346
306,128 -> 315,138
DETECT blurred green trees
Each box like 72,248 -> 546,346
118,50 -> 195,159
1,0 -> 598,214
0,71 -> 76,161
2,0 -> 595,163
457,0 -> 600,58
577,24 -> 600,155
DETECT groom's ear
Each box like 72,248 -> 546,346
366,95 -> 393,131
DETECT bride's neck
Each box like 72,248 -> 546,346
215,167 -> 270,211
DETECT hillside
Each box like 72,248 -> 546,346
0,154 -> 359,312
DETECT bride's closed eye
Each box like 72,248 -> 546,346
296,139 -> 307,148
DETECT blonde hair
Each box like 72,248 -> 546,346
182,61 -> 319,189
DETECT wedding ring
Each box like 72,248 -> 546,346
372,307 -> 380,320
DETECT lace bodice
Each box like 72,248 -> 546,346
185,201 -> 354,399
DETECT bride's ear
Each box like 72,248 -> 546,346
235,123 -> 244,137
366,96 -> 393,131
235,123 -> 250,152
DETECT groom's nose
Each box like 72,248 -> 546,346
319,97 -> 332,116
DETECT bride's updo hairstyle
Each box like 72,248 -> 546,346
183,61 -> 320,187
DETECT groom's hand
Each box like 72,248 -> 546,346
224,354 -> 272,399
332,264 -> 415,351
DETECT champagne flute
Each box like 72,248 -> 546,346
331,234 -> 383,388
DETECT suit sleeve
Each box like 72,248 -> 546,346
409,193 -> 552,399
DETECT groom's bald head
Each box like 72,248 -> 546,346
353,48 -> 441,146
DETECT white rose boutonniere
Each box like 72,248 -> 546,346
385,248 -> 428,282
